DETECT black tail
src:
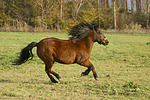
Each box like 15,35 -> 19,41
15,42 -> 37,65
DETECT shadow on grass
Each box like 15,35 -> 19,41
0,79 -> 54,85
0,79 -> 15,83
22,81 -> 53,85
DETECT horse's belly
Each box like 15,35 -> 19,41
54,52 -> 76,64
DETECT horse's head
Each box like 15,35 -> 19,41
93,27 -> 109,46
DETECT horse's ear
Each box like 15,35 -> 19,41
94,24 -> 99,31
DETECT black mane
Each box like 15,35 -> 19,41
68,23 -> 99,40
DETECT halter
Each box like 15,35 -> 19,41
93,26 -> 107,43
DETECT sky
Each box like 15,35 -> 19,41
108,0 -> 147,10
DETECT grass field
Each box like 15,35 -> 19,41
0,32 -> 150,100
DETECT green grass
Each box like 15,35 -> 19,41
0,32 -> 150,100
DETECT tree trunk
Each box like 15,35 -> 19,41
111,0 -> 114,8
60,0 -> 63,20
122,0 -> 125,9
60,0 -> 63,29
116,0 -> 119,7
114,0 -> 117,29
136,0 -> 141,13
97,0 -> 100,28
41,3 -> 44,28
125,0 -> 128,12
106,0 -> 109,8
131,0 -> 134,22
100,0 -> 103,7
73,0 -> 83,21
146,0 -> 149,29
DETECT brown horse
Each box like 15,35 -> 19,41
15,23 -> 109,83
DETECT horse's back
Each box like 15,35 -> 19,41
36,38 -> 77,64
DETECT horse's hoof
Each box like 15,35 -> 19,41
81,72 -> 85,77
95,77 -> 99,80
58,78 -> 62,81
52,80 -> 58,83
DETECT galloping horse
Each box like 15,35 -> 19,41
15,23 -> 109,83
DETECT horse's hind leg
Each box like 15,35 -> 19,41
45,66 -> 58,83
79,59 -> 98,80
51,71 -> 61,81
45,61 -> 61,83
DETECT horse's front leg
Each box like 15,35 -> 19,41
78,59 -> 98,80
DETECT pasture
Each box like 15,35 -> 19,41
0,32 -> 150,100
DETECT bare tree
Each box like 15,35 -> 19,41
35,0 -> 44,28
60,0 -> 63,29
121,0 -> 125,9
60,0 -> 63,20
131,0 -> 134,22
125,0 -> 128,12
73,0 -> 83,21
106,0 -> 109,8
136,0 -> 142,13
97,0 -> 100,28
146,0 -> 149,29
100,0 -> 103,7
114,0 -> 117,29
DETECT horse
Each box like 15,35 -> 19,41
15,23 -> 109,83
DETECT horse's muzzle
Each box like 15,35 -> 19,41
102,41 -> 109,46
105,41 -> 109,45
98,41 -> 109,46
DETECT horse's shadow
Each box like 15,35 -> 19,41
0,78 -> 77,85
0,79 -> 53,85
0,79 -> 14,83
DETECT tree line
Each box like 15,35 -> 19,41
0,0 -> 149,32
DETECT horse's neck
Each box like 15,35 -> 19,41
79,35 -> 95,52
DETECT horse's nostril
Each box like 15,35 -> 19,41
106,41 -> 109,45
